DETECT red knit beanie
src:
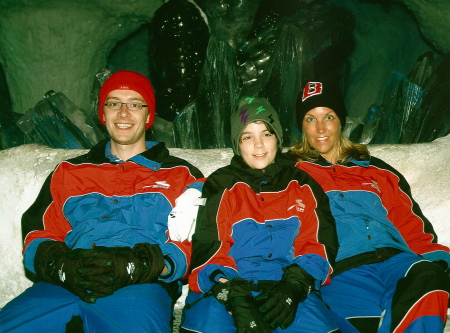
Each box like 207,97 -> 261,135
98,70 -> 156,130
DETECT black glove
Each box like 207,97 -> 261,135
255,264 -> 315,330
211,277 -> 271,333
34,241 -> 115,303
81,243 -> 165,291
433,260 -> 450,276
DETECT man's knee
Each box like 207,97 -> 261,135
404,260 -> 450,290
390,260 -> 449,331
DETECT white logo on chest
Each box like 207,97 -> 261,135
362,180 -> 381,193
288,199 -> 306,212
143,181 -> 171,189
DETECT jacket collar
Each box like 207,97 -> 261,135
313,154 -> 371,168
86,139 -> 169,171
229,154 -> 285,182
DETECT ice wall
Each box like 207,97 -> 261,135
400,0 -> 450,54
2,0 -> 450,119
0,0 -> 163,114
332,0 -> 434,119
1,136 -> 450,310
2,0 -> 450,150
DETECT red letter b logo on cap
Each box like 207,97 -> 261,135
302,82 -> 323,101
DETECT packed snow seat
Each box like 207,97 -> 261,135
1,137 -> 449,330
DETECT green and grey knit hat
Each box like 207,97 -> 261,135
231,97 -> 283,155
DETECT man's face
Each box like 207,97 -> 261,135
103,89 -> 150,148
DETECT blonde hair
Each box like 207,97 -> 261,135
290,129 -> 370,164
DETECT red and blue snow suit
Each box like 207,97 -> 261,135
0,139 -> 204,333
296,155 -> 450,333
181,155 -> 340,333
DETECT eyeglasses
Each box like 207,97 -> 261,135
104,101 -> 148,111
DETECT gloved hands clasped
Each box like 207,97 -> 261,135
210,264 -> 314,332
211,277 -> 272,333
34,241 -> 165,303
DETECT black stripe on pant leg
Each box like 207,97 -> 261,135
391,260 -> 450,331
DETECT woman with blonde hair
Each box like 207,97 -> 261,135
290,80 -> 450,333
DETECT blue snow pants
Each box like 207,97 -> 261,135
181,289 -> 340,333
0,282 -> 173,333
321,252 -> 450,333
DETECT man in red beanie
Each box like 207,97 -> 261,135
0,70 -> 205,332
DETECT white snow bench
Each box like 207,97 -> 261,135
1,137 -> 449,330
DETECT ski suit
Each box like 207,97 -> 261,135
181,155 -> 340,333
295,155 -> 450,333
0,139 -> 204,333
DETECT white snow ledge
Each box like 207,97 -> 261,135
1,137 -> 449,327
